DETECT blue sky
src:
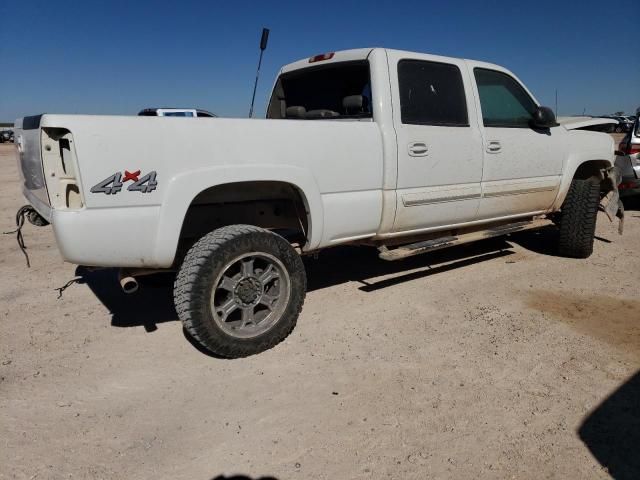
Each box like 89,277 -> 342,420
1,0 -> 638,122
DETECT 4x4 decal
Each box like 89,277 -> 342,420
90,170 -> 158,195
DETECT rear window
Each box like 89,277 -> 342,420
397,59 -> 468,127
267,61 -> 372,120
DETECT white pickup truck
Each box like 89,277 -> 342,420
14,48 -> 622,358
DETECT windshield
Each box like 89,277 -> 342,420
267,61 -> 372,120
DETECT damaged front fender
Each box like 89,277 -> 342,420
599,166 -> 624,234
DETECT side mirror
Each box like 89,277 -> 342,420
531,106 -> 558,129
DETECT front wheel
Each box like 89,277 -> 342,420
557,178 -> 600,258
174,225 -> 306,358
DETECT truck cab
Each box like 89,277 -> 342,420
266,48 -> 611,238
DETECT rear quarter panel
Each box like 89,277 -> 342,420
13,118 -> 52,221
40,115 -> 384,267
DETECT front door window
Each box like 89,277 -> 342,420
474,68 -> 537,128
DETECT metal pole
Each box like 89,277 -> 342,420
249,28 -> 269,118
249,49 -> 264,118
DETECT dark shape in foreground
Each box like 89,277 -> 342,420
210,476 -> 278,480
579,371 -> 640,480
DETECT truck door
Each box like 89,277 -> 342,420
388,52 -> 484,233
470,67 -> 565,219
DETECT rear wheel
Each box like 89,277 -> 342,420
174,225 -> 306,358
557,178 -> 600,258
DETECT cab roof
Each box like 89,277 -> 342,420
280,48 -> 506,74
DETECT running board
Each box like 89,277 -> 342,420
378,218 -> 553,261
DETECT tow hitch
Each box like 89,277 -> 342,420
3,205 -> 49,267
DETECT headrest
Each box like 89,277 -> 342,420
286,106 -> 306,118
343,95 -> 367,111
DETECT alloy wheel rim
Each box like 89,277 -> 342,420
210,252 -> 291,339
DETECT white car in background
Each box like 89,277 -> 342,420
138,108 -> 217,118
617,116 -> 640,196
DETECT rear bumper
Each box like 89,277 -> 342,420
50,206 -> 167,268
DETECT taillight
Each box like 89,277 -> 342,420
41,128 -> 83,210
618,140 -> 640,155
308,52 -> 335,63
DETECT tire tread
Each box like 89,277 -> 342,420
557,178 -> 600,258
174,225 -> 306,358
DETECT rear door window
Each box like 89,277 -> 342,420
397,60 -> 468,127
474,68 -> 537,128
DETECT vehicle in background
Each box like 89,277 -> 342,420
558,116 -> 617,133
609,115 -> 634,133
620,116 -> 635,129
0,130 -> 14,143
616,116 -> 640,197
138,108 -> 217,118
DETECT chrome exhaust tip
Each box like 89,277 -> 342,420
118,271 -> 139,294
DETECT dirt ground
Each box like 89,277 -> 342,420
1,141 -> 638,480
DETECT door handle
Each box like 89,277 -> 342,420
486,141 -> 502,153
408,142 -> 429,157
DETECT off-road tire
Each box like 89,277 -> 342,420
557,178 -> 600,258
174,225 -> 306,358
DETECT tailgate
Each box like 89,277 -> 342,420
15,115 -> 52,221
